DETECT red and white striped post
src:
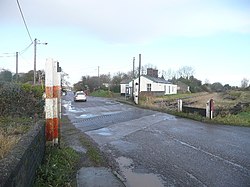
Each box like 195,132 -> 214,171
45,59 -> 61,145
54,62 -> 61,144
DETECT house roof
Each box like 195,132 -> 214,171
120,79 -> 132,84
142,75 -> 172,84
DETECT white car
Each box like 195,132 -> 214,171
74,91 -> 87,102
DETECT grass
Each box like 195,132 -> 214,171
90,90 -> 113,98
33,115 -> 107,186
211,113 -> 250,126
79,136 -> 104,166
34,146 -> 81,187
0,117 -> 33,159
139,91 -> 250,127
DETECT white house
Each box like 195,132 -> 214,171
120,68 -> 177,96
133,75 -> 177,96
120,79 -> 132,96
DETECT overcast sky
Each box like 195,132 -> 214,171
0,0 -> 250,86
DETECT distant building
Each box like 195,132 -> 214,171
120,79 -> 132,96
177,81 -> 190,93
120,68 -> 177,96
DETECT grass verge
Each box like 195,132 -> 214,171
139,91 -> 250,127
139,101 -> 250,127
33,114 -> 108,186
80,138 -> 103,166
34,146 -> 81,187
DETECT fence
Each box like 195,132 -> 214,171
182,106 -> 206,116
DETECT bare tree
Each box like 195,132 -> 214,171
241,78 -> 249,88
162,68 -> 176,80
204,79 -> 210,84
61,70 -> 70,88
177,66 -> 195,79
140,64 -> 157,75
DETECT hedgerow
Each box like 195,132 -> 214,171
0,82 -> 44,118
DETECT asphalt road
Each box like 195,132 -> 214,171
63,92 -> 250,187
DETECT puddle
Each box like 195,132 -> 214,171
116,157 -> 164,187
76,114 -> 97,119
63,101 -> 86,113
102,111 -> 122,115
105,101 -> 119,105
164,115 -> 176,121
71,145 -> 87,153
95,128 -> 112,136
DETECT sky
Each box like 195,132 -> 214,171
0,0 -> 250,86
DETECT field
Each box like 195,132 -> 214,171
140,90 -> 250,126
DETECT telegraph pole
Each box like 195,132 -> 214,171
34,38 -> 37,85
16,52 -> 18,82
98,66 -> 100,78
138,54 -> 141,104
132,57 -> 135,99
98,66 -> 100,88
34,38 -> 47,85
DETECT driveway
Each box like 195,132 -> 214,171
63,92 -> 250,187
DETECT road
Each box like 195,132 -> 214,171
63,92 -> 250,187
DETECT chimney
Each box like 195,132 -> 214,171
147,68 -> 158,78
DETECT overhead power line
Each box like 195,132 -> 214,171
19,42 -> 33,54
0,54 -> 16,58
0,42 -> 33,58
16,0 -> 33,43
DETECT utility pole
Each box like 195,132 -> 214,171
34,38 -> 37,85
34,38 -> 48,85
98,66 -> 100,78
132,57 -> 135,99
138,54 -> 141,104
98,66 -> 100,88
16,52 -> 18,82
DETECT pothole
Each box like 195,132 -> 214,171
116,156 -> 164,187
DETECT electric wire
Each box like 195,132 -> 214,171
16,0 -> 33,43
0,42 -> 33,58
0,53 -> 16,57
19,42 -> 33,55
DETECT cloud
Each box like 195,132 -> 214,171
2,0 -> 250,43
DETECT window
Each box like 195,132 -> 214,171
147,84 -> 151,91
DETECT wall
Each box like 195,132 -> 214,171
0,121 -> 45,187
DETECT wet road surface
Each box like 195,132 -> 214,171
63,92 -> 250,187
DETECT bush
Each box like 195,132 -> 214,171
0,82 -> 44,118
90,90 -> 113,97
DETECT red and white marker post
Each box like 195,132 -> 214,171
45,59 -> 61,145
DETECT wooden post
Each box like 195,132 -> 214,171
132,57 -> 135,99
178,99 -> 182,112
16,52 -> 18,82
138,54 -> 141,104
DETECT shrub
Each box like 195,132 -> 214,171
0,82 -> 44,118
90,90 -> 113,97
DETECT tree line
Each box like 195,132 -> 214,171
73,65 -> 250,93
1,67 -> 249,93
